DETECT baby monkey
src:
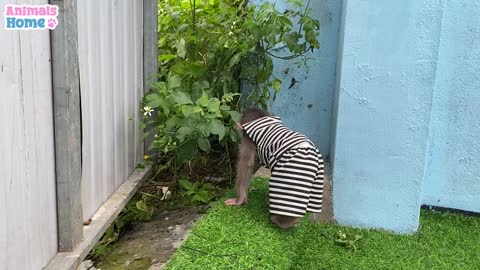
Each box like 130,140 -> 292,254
225,108 -> 324,229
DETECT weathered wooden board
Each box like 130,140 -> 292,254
77,0 -> 145,221
0,0 -> 58,268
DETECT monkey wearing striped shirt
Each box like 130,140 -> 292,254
225,108 -> 324,229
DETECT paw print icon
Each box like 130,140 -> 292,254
47,18 -> 58,29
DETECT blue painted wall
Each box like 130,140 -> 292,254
251,0 -> 342,158
250,0 -> 480,233
422,1 -> 480,213
331,0 -> 445,233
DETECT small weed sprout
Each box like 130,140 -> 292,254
334,230 -> 363,253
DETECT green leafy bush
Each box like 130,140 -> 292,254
141,0 -> 320,170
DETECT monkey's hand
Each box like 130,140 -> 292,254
224,195 -> 247,206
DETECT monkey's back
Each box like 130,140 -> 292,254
242,116 -> 316,169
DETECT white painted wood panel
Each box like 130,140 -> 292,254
0,1 -> 58,269
78,0 -> 144,220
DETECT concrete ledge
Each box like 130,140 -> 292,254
44,165 -> 152,270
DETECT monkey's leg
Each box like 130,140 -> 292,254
270,214 -> 301,229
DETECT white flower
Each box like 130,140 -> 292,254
143,106 -> 154,116
233,21 -> 236,25
229,31 -> 233,36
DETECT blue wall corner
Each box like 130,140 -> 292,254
250,0 -> 480,233
331,0 -> 445,233
421,1 -> 480,213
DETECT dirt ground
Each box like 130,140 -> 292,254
80,165 -> 333,270
80,205 -> 207,270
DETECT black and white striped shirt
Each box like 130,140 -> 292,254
242,116 -> 315,169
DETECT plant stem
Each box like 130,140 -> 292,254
190,0 -> 197,35
265,45 -> 313,60
297,0 -> 311,35
139,191 -> 164,199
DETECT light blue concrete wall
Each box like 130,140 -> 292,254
250,0 -> 342,158
331,0 -> 445,233
422,1 -> 480,213
251,0 -> 480,233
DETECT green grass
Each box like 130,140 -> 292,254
165,178 -> 480,270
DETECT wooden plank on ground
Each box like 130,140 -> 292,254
44,166 -> 152,270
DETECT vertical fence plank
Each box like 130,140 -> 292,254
143,0 -> 158,155
134,0 -> 145,164
50,0 -> 83,251
112,0 -> 124,189
78,0 -> 146,220
1,0 -> 59,267
124,0 -> 135,176
78,0 -> 93,221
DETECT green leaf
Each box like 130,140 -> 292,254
191,195 -> 202,202
192,182 -> 200,190
220,105 -> 231,111
198,122 -> 211,137
104,225 -> 115,240
196,190 -> 211,203
178,179 -> 193,190
177,23 -> 189,32
176,139 -> 197,165
287,0 -> 303,7
197,137 -> 211,153
208,119 -> 226,140
278,16 -> 293,30
202,183 -> 214,190
168,75 -> 182,89
185,189 -> 195,196
136,200 -> 148,212
158,54 -> 176,62
181,105 -> 194,117
166,116 -> 179,130
284,32 -> 302,53
192,81 -> 210,92
229,127 -> 239,142
171,61 -> 206,78
196,91 -> 209,107
227,110 -> 241,122
94,245 -> 110,256
176,126 -> 193,142
151,82 -> 167,92
207,98 -> 221,113
273,78 -> 282,92
192,106 -> 203,113
145,93 -> 162,108
172,91 -> 193,105
176,38 -> 186,58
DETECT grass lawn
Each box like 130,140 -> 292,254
165,178 -> 480,270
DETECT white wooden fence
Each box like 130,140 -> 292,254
78,0 -> 145,222
0,2 -> 58,269
0,0 -> 157,269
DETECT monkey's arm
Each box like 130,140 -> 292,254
225,139 -> 256,206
